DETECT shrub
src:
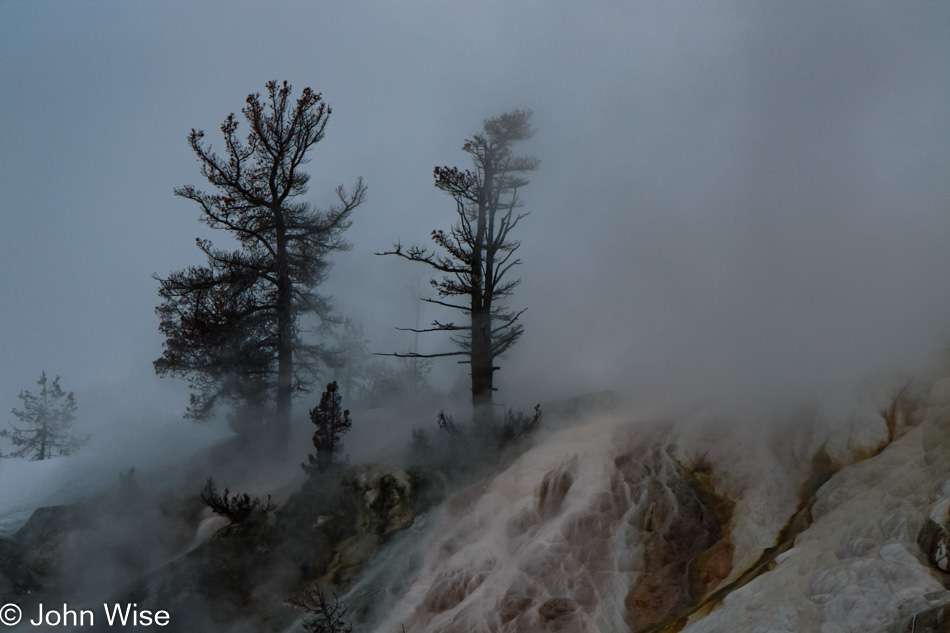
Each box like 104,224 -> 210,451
285,587 -> 353,633
435,410 -> 460,437
489,404 -> 542,449
199,477 -> 274,524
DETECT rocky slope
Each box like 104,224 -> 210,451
0,465 -> 442,633
4,378 -> 950,633
368,379 -> 950,633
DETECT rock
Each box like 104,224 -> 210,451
888,592 -> 950,633
15,505 -> 88,578
0,536 -> 36,597
538,597 -> 580,626
538,463 -> 576,519
423,560 -> 493,613
935,534 -> 950,572
498,582 -> 539,623
0,504 -> 90,608
691,538 -> 735,597
0,461 -> 442,633
917,517 -> 950,573
349,465 -> 445,540
321,466 -> 444,593
621,449 -> 734,630
626,562 -> 690,631
506,506 -> 541,539
85,479 -> 354,633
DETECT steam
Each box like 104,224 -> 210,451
0,2 -> 948,633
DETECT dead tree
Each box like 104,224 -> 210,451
378,110 -> 539,422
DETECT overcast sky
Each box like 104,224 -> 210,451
1,1 -> 949,441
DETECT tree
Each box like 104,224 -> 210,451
331,318 -> 432,407
154,80 -> 366,444
379,110 -> 539,420
285,588 -> 353,633
303,382 -> 351,474
1,372 -> 87,461
199,477 -> 275,524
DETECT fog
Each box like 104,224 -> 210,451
0,0 -> 950,628
0,3 -> 949,623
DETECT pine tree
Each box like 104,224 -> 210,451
1,372 -> 87,460
379,110 -> 539,422
303,382 -> 352,474
155,80 -> 365,444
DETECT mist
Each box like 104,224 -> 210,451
2,2 -> 948,422
1,1 -> 949,632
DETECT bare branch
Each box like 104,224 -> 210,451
421,297 -> 469,311
377,110 -> 537,412
374,351 -> 469,359
395,320 -> 467,333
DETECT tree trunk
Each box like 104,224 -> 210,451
38,409 -> 48,461
470,306 -> 494,423
470,162 -> 493,424
275,223 -> 293,450
469,161 -> 494,425
276,291 -> 292,447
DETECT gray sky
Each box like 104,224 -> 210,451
1,1 -> 949,440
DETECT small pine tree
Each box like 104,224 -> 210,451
1,372 -> 87,461
303,382 -> 352,475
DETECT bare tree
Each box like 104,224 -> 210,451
378,110 -> 539,420
285,587 -> 354,633
155,80 -> 366,445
